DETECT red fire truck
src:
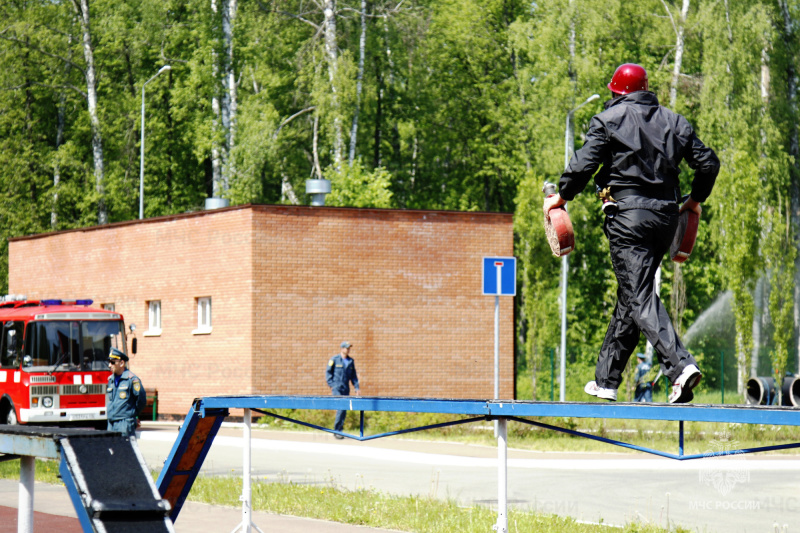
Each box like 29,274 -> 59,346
0,297 -> 136,427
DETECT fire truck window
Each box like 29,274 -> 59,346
81,321 -> 126,371
0,321 -> 23,369
22,320 -> 125,371
23,322 -> 77,368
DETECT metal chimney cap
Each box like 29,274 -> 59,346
204,197 -> 230,210
306,179 -> 332,195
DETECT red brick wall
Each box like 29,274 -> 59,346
9,205 -> 514,416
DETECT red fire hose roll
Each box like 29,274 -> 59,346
544,207 -> 575,257
670,210 -> 699,263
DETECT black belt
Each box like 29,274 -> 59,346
611,187 -> 678,202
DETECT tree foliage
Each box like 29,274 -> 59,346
1,0 -> 798,397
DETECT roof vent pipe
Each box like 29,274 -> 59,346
205,197 -> 230,210
306,179 -> 331,206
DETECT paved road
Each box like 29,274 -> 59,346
137,423 -> 800,533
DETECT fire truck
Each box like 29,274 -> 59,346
0,297 -> 136,427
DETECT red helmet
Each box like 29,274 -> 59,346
607,63 -> 648,95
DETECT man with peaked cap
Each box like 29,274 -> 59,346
106,347 -> 147,437
326,341 -> 360,439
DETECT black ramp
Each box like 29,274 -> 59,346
60,435 -> 174,533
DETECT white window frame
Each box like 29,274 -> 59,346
101,303 -> 115,312
193,297 -> 212,335
144,300 -> 162,336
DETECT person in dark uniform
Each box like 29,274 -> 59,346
326,341 -> 360,438
543,63 -> 719,404
106,347 -> 147,437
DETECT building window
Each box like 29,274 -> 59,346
194,297 -> 212,335
101,303 -> 115,311
144,300 -> 161,336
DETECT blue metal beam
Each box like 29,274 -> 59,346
198,396 -> 800,426
202,396 -> 491,415
505,416 -> 800,460
254,408 -> 489,441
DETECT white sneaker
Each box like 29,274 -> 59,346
669,364 -> 702,404
584,381 -> 617,401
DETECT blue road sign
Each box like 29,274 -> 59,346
482,257 -> 516,296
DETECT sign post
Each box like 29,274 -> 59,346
482,256 -> 516,533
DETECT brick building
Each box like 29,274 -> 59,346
8,204 -> 515,416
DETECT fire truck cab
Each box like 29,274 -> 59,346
0,297 -> 135,426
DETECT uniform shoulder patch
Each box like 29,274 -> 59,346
328,359 -> 334,366
133,381 -> 141,393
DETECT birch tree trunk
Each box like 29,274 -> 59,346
323,0 -> 343,168
223,0 -> 237,188
348,0 -> 366,166
210,0 -> 236,194
211,0 -> 223,196
669,0 -> 690,109
70,0 -> 106,224
755,38 -> 769,379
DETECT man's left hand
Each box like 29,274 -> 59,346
679,197 -> 702,216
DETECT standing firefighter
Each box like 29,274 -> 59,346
106,348 -> 147,437
543,63 -> 720,403
326,341 -> 360,438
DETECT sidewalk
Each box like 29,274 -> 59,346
0,478 -> 402,532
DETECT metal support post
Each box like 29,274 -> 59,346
495,417 -> 508,533
494,292 -> 500,436
19,455 -> 34,533
232,409 -> 263,533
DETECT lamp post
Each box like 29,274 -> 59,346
559,93 -> 600,402
140,65 -> 172,220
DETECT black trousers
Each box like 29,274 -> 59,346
596,207 -> 696,390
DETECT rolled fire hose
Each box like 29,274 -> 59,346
542,182 -> 575,257
670,210 -> 699,263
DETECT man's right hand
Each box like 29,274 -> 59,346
543,193 -> 566,215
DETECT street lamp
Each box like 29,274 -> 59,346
139,65 -> 172,220
559,93 -> 600,402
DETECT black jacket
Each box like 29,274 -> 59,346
558,91 -> 719,203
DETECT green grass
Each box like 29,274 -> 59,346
188,475 -> 685,533
0,457 -> 685,532
0,457 -> 62,484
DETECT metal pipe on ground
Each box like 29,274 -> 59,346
746,377 -> 776,405
781,375 -> 800,407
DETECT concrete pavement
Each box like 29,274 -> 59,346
0,477 -> 403,532
0,420 -> 415,532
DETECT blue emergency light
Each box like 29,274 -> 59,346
40,299 -> 93,306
